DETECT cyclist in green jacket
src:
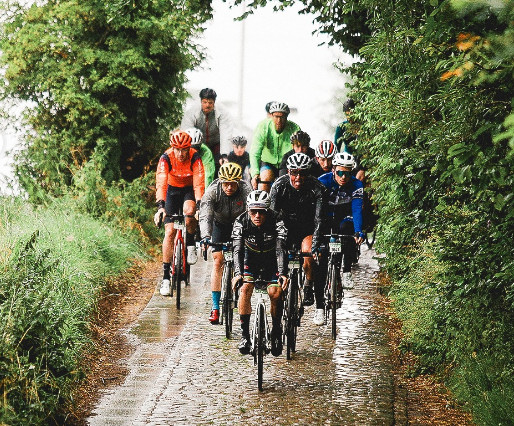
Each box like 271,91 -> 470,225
186,128 -> 216,188
249,102 -> 300,192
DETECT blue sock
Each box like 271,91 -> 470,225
212,291 -> 221,310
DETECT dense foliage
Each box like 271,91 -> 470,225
236,0 -> 513,423
0,197 -> 146,424
0,0 -> 211,205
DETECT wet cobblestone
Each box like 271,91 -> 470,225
88,247 -> 399,425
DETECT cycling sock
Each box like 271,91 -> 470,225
240,314 -> 250,337
212,291 -> 221,310
163,262 -> 171,280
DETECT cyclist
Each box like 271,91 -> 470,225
269,152 -> 328,326
199,162 -> 252,324
278,130 -> 316,177
181,88 -> 235,162
154,130 -> 205,296
227,136 -> 251,183
249,101 -> 301,192
311,139 -> 338,178
231,190 -> 288,356
185,128 -> 215,188
318,152 -> 365,290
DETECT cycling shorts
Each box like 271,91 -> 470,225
286,225 -> 314,250
243,250 -> 279,290
259,162 -> 279,179
164,185 -> 195,224
211,221 -> 233,253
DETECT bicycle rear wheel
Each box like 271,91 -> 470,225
257,304 -> 265,391
174,239 -> 183,309
329,264 -> 337,340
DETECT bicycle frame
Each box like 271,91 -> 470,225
170,212 -> 187,309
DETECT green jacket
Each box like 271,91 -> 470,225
250,119 -> 300,176
197,144 -> 215,187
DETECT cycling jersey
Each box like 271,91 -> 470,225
269,174 -> 327,249
231,210 -> 287,278
249,118 -> 301,177
199,178 -> 252,239
195,144 -> 216,188
155,147 -> 205,203
317,172 -> 364,234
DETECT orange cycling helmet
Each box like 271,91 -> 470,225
170,130 -> 192,149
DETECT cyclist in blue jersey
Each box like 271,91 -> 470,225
318,152 -> 365,292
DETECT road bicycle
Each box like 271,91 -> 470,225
170,210 -> 190,309
322,233 -> 357,339
249,276 -> 272,392
204,241 -> 237,339
283,246 -> 307,360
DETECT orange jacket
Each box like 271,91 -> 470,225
155,147 -> 205,202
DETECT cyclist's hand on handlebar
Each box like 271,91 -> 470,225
154,208 -> 165,227
251,175 -> 259,190
232,275 -> 243,291
311,246 -> 322,261
278,275 -> 288,291
354,232 -> 365,245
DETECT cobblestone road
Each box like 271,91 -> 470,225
88,246 -> 403,425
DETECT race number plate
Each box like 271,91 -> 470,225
289,260 -> 300,269
223,251 -> 233,261
329,242 -> 342,253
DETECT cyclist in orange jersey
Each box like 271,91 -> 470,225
154,130 -> 205,296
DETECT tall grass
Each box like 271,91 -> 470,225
0,196 -> 147,424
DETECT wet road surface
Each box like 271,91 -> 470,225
88,246 -> 404,425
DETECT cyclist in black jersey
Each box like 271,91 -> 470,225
269,152 -> 328,326
231,190 -> 288,356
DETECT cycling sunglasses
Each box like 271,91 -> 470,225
249,209 -> 267,216
289,169 -> 309,177
335,170 -> 352,178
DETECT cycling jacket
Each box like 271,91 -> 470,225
249,118 -> 301,176
199,178 -> 252,239
195,144 -> 216,188
232,209 -> 288,277
155,147 -> 205,203
269,174 -> 327,249
318,172 -> 364,234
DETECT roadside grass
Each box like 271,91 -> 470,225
0,196 -> 147,424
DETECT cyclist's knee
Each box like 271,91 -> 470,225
212,252 -> 224,268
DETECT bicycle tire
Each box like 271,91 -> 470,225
329,263 -> 337,340
224,262 -> 234,339
257,304 -> 265,391
175,239 -> 183,309
286,270 -> 298,360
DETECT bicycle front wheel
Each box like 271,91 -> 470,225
286,270 -> 299,360
221,263 -> 234,338
257,304 -> 265,391
329,263 -> 338,340
174,239 -> 183,309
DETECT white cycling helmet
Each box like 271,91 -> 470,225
185,128 -> 203,146
332,152 -> 356,168
315,140 -> 338,159
246,190 -> 270,210
268,102 -> 290,115
286,152 -> 311,170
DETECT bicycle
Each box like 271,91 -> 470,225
249,276 -> 272,392
203,241 -> 237,339
322,233 -> 357,339
283,246 -> 307,360
169,209 -> 190,309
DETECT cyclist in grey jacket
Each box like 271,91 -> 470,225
199,162 -> 252,324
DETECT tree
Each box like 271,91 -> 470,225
0,0 -> 212,202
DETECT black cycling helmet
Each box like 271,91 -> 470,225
231,136 -> 248,147
290,130 -> 311,146
199,88 -> 217,101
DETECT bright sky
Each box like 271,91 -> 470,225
183,0 -> 355,146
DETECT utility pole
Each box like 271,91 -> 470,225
238,1 -> 246,124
